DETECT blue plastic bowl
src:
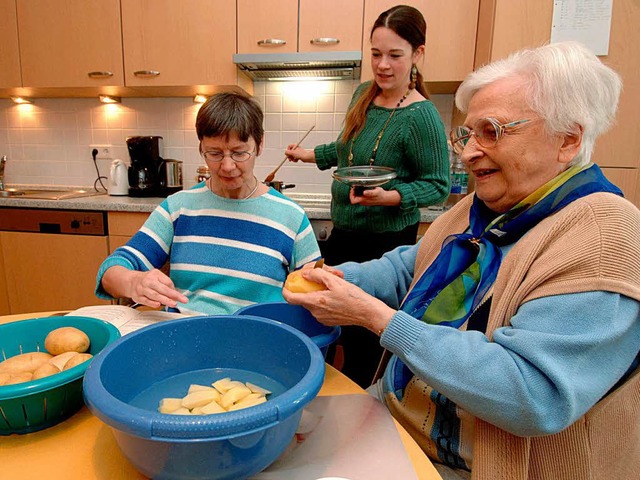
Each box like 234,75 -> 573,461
83,315 -> 325,480
236,302 -> 340,358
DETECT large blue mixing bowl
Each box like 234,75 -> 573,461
83,315 -> 325,480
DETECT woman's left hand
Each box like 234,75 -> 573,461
349,186 -> 401,207
282,268 -> 395,335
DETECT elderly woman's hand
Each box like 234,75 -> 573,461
282,267 -> 395,335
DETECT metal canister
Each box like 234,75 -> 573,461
196,165 -> 210,183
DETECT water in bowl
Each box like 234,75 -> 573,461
129,367 -> 286,411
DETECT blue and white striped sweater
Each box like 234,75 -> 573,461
96,183 -> 321,315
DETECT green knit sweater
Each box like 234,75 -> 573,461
314,82 -> 450,233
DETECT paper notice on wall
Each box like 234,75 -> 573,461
550,0 -> 613,56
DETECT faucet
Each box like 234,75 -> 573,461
0,155 -> 6,191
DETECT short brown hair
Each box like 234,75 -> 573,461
195,92 -> 264,147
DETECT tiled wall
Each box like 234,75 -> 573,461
0,81 -> 453,194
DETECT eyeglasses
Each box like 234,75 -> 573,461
450,118 -> 531,154
200,149 -> 255,163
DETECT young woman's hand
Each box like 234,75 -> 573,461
285,145 -> 316,163
349,187 -> 402,206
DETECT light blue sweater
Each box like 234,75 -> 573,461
340,242 -> 640,468
96,183 -> 321,315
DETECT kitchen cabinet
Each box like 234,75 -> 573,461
237,0 -> 364,54
5,0 -> 246,96
0,0 -> 21,89
0,232 -> 110,314
121,0 -> 237,88
360,0 -> 480,88
0,235 -> 9,315
16,0 -> 124,89
475,0 -> 640,205
107,212 -> 149,253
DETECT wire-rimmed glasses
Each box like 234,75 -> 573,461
201,149 -> 256,163
450,118 -> 531,154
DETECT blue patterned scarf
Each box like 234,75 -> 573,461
401,163 -> 623,327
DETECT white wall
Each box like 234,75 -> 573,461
0,80 -> 453,194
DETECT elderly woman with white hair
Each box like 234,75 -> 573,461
283,41 -> 640,480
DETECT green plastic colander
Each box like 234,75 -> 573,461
0,315 -> 120,435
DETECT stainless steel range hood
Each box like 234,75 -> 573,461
233,51 -> 361,81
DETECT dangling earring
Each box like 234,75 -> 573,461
409,64 -> 418,90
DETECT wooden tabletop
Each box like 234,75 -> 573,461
0,312 -> 441,480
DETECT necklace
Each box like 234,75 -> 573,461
242,176 -> 259,200
348,88 -> 412,166
206,176 -> 259,199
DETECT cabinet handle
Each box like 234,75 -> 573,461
257,39 -> 287,47
310,37 -> 340,46
87,71 -> 114,79
133,70 -> 161,77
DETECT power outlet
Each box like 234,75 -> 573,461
90,145 -> 113,160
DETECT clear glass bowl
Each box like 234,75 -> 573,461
332,166 -> 397,187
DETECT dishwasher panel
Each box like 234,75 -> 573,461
0,208 -> 107,235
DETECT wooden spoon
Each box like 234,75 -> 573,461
264,125 -> 315,183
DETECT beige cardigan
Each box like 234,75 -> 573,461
408,192 -> 640,480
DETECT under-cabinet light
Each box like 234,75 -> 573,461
99,95 -> 121,104
193,94 -> 208,104
11,96 -> 33,104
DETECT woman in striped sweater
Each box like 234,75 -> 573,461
96,92 -> 321,315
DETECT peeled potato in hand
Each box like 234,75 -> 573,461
284,269 -> 327,293
45,327 -> 90,355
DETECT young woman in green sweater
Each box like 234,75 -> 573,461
284,5 -> 450,388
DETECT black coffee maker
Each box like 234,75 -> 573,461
126,136 -> 166,197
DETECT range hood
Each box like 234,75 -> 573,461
233,51 -> 361,81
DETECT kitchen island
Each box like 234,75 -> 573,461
0,312 -> 442,480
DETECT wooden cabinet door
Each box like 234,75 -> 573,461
299,0 -> 364,52
0,235 -> 10,315
107,211 -> 149,254
16,0 -> 124,88
0,232 -> 110,314
122,0 -> 237,87
360,0 -> 479,84
0,0 -> 21,88
237,0 -> 298,54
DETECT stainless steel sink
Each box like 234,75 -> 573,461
0,188 -> 106,200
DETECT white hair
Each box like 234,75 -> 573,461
455,41 -> 622,166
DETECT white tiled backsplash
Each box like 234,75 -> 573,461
0,81 -> 453,194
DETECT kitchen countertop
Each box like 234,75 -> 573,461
0,188 -> 443,223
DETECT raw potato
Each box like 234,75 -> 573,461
48,351 -> 80,371
0,372 -> 12,386
284,269 -> 327,293
0,352 -> 53,374
45,327 -> 90,355
181,389 -> 222,409
32,363 -> 61,380
62,353 -> 93,370
3,372 -> 34,385
158,398 -> 184,414
158,379 -> 271,415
